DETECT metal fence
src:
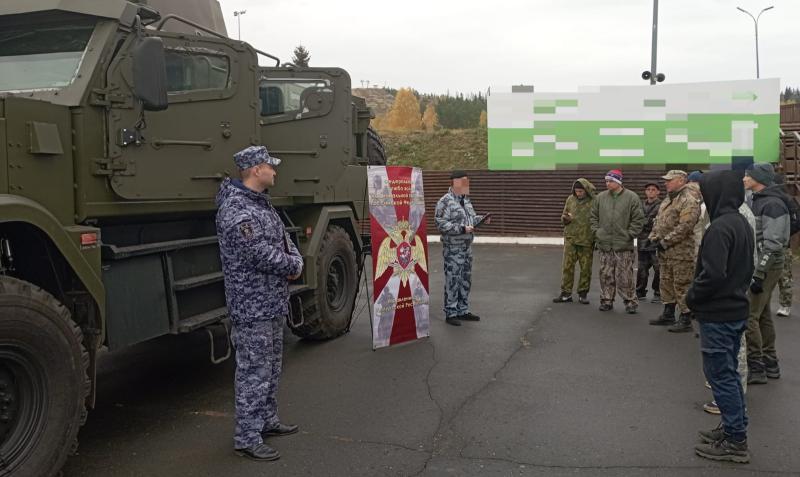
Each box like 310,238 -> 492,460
422,170 -> 669,236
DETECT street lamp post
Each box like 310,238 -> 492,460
641,0 -> 665,85
736,5 -> 774,78
233,10 -> 247,41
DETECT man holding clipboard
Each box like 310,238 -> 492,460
434,170 -> 491,326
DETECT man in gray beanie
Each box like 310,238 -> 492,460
743,162 -> 789,384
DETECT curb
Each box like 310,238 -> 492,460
427,235 -> 564,245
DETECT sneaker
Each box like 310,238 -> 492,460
704,380 -> 711,390
235,443 -> 281,461
553,293 -> 573,303
578,293 -> 590,305
776,306 -> 790,317
598,303 -> 613,312
763,357 -> 781,379
703,400 -> 720,415
698,424 -> 724,444
695,437 -> 750,464
445,316 -> 462,326
625,303 -> 638,314
459,312 -> 481,321
747,368 -> 768,385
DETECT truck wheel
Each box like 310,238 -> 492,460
292,225 -> 358,340
0,276 -> 89,477
367,126 -> 387,166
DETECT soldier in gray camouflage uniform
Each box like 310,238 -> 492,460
435,170 -> 489,326
216,146 -> 304,461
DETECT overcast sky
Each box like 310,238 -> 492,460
220,0 -> 798,95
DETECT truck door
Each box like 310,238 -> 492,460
256,67 -> 355,201
105,33 -> 257,200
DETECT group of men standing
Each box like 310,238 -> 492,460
554,165 -> 794,463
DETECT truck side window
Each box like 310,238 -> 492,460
259,79 -> 333,121
165,50 -> 230,93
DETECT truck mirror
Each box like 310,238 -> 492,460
132,37 -> 169,111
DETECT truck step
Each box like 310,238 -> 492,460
173,271 -> 224,291
103,236 -> 219,260
289,284 -> 311,295
178,307 -> 228,333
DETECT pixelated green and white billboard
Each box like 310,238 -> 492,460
488,79 -> 780,170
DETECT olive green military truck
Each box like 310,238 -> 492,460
0,1 -> 386,475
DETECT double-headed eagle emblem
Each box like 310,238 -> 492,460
375,220 -> 428,286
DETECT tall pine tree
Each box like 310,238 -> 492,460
292,45 -> 310,67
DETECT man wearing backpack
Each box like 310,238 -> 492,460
743,163 -> 790,384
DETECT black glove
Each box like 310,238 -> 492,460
656,241 -> 667,252
750,277 -> 764,295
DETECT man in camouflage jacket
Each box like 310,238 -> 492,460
216,146 -> 304,461
648,170 -> 701,332
435,170 -> 488,326
554,178 -> 596,304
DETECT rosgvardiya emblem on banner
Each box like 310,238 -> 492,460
367,166 -> 430,349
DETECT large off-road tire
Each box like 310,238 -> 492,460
292,225 -> 359,340
366,126 -> 387,166
0,276 -> 89,477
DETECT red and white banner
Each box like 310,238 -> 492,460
367,166 -> 430,349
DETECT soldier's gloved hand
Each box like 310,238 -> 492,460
657,241 -> 667,252
750,277 -> 764,294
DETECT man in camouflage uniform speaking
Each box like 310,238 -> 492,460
648,170 -> 701,333
216,146 -> 304,461
435,170 -> 489,326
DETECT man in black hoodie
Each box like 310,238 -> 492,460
686,170 -> 754,464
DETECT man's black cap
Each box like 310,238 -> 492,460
644,182 -> 660,189
450,170 -> 468,179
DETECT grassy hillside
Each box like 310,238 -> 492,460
379,128 -> 488,170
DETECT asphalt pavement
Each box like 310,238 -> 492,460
62,244 -> 800,476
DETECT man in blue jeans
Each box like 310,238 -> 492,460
686,170 -> 754,463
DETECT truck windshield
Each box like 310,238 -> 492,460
0,22 -> 95,91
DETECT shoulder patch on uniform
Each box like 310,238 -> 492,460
239,221 -> 255,240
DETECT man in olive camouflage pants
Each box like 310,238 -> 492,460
554,179 -> 596,304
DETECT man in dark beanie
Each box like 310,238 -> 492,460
590,169 -> 645,313
687,170 -> 754,463
743,162 -> 789,383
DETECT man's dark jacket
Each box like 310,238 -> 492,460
686,170 -> 754,322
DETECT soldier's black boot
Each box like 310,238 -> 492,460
578,293 -> 590,305
649,303 -> 675,326
445,316 -> 462,326
235,443 -> 280,461
668,312 -> 693,333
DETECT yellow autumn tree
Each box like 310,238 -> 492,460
479,110 -> 488,128
385,88 -> 422,131
422,103 -> 439,132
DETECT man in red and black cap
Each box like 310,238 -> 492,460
590,169 -> 646,314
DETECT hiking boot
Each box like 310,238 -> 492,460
553,293 -> 573,303
459,312 -> 480,321
578,293 -> 590,305
763,357 -> 781,379
649,303 -> 676,326
235,443 -> 281,461
668,312 -> 693,333
698,423 -> 724,444
703,400 -> 720,415
625,303 -> 638,314
262,423 -> 299,437
598,303 -> 613,312
747,361 -> 768,384
651,293 -> 662,304
445,316 -> 462,326
695,437 -> 750,464
776,306 -> 791,317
